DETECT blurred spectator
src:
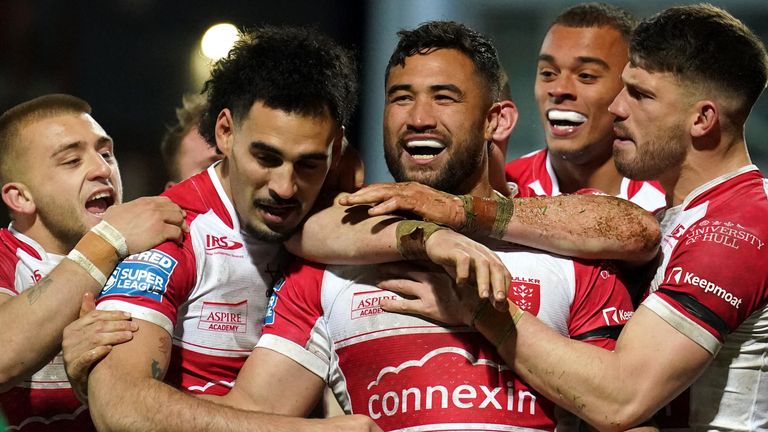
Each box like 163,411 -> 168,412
160,93 -> 222,190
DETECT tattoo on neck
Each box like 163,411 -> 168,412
27,277 -> 53,305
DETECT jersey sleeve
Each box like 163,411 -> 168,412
95,240 -> 196,335
643,221 -> 768,355
504,157 -> 537,198
258,259 -> 330,381
0,232 -> 20,296
569,259 -> 635,350
0,253 -> 17,296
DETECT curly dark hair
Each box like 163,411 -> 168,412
630,4 -> 768,111
385,21 -> 502,102
551,3 -> 637,42
199,25 -> 358,147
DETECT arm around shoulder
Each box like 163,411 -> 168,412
336,183 -> 661,262
287,192 -> 402,264
502,195 -> 661,263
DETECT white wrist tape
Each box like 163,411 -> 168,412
91,220 -> 129,259
67,249 -> 108,286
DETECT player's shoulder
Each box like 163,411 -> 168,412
0,229 -> 17,260
625,179 -> 666,213
0,231 -> 18,285
0,229 -> 36,258
627,178 -> 664,195
162,170 -> 217,218
505,149 -> 551,196
690,171 -> 768,235
283,258 -> 328,284
663,173 -> 768,290
506,148 -> 546,171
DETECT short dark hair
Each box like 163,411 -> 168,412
386,21 -> 502,102
630,3 -> 768,110
551,3 -> 637,42
0,94 -> 92,184
161,93 -> 207,182
199,25 -> 358,146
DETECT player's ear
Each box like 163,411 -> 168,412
2,182 -> 36,215
484,103 -> 501,141
323,127 -> 364,192
492,100 -> 519,145
690,100 -> 718,138
215,108 -> 235,156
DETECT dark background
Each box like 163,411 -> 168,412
0,0 -> 367,205
1,0 -> 766,228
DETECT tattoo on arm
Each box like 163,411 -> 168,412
158,335 -> 170,355
151,334 -> 171,380
151,359 -> 164,380
27,277 -> 53,305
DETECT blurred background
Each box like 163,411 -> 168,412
1,0 -> 767,227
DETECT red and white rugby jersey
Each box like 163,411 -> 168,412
96,165 -> 286,395
641,165 -> 768,431
0,228 -> 94,431
505,149 -> 666,212
259,245 -> 633,432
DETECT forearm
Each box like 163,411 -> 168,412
339,184 -> 661,262
0,257 -> 111,388
288,196 -> 403,264
501,195 -> 660,262
473,304 -> 672,431
87,320 -> 340,432
1,199 -> 187,386
89,371 -> 324,432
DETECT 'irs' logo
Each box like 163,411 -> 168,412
667,267 -> 683,284
205,235 -> 243,251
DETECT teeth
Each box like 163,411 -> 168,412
88,192 -> 110,202
406,140 -> 444,149
548,110 -> 587,123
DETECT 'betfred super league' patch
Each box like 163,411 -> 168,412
101,250 -> 177,301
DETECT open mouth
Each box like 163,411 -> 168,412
404,139 -> 445,160
85,191 -> 115,216
255,199 -> 298,223
260,205 -> 294,218
547,109 -> 587,131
